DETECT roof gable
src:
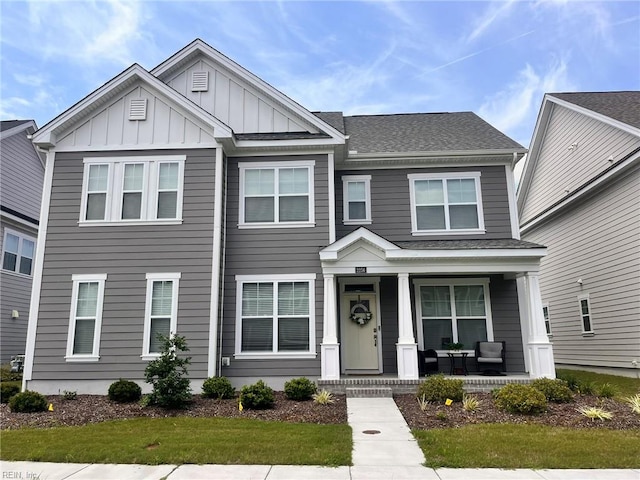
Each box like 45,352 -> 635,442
549,91 -> 640,130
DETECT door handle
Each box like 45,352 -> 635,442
373,334 -> 377,347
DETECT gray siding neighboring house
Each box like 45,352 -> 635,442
1,120 -> 45,363
518,91 -> 640,375
23,39 -> 555,394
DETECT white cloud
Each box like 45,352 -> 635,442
466,0 -> 517,43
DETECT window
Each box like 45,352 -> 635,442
578,295 -> 594,334
415,279 -> 493,352
408,172 -> 484,234
143,273 -> 180,358
239,161 -> 314,227
235,274 -> 316,358
542,304 -> 552,336
342,175 -> 371,224
65,274 -> 107,361
80,155 -> 185,224
2,229 -> 35,276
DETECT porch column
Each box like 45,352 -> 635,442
396,273 -> 418,379
321,274 -> 340,380
517,272 -> 555,379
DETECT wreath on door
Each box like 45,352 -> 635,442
350,302 -> 373,326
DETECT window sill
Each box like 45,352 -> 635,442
1,269 -> 32,279
140,354 -> 161,360
238,222 -> 315,229
234,352 -> 317,360
343,219 -> 372,225
79,219 -> 183,227
411,229 -> 486,236
65,355 -> 100,362
582,332 -> 595,337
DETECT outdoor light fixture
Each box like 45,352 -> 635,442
11,310 -> 19,319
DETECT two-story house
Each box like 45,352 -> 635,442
23,39 -> 554,394
1,120 -> 45,364
518,92 -> 640,376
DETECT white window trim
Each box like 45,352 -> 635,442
80,155 -> 185,226
542,303 -> 552,336
414,278 -> 493,356
1,228 -> 36,277
342,175 -> 372,225
234,273 -> 317,359
408,172 -> 485,236
142,272 -> 181,360
65,273 -> 107,362
578,294 -> 594,335
238,160 -> 315,228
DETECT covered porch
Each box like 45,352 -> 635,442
318,228 -> 555,382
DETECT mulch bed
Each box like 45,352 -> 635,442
0,392 -> 347,430
394,393 -> 640,430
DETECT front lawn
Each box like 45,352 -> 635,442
0,417 -> 352,466
556,368 -> 640,398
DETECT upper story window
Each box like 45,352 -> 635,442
239,161 -> 315,228
408,172 -> 484,235
2,229 -> 35,276
342,175 -> 371,224
578,294 -> 594,334
65,274 -> 107,362
81,155 -> 185,225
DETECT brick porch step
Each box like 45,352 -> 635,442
346,386 -> 393,398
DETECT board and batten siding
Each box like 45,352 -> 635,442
220,154 -> 330,382
163,57 -> 313,135
522,167 -> 640,369
31,149 -> 216,383
336,165 -> 513,242
520,103 -> 640,224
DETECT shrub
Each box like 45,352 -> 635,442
531,378 -> 574,403
1,382 -> 21,403
416,374 -> 464,403
284,377 -> 317,401
108,379 -> 142,403
494,384 -> 547,415
144,334 -> 192,409
240,380 -> 275,409
202,376 -> 235,399
8,390 -> 47,413
0,365 -> 22,382
312,389 -> 334,405
596,383 -> 617,398
62,390 -> 77,401
556,371 -> 580,392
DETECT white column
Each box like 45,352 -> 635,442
517,272 -> 555,379
396,273 -> 418,379
321,274 -> 340,379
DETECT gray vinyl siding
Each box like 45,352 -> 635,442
336,165 -> 512,241
220,154 -> 330,379
520,104 -> 640,224
0,130 -> 44,220
31,149 -> 216,382
488,276 -> 525,373
379,276 -> 399,374
522,167 -> 640,369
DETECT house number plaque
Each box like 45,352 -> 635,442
355,267 -> 367,274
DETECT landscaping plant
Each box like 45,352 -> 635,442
108,379 -> 142,403
624,394 -> 640,415
416,374 -> 464,403
0,382 -> 21,404
531,378 -> 574,403
312,389 -> 334,405
577,406 -> 613,421
144,334 -> 192,409
202,376 -> 235,400
8,390 -> 48,413
239,380 -> 275,409
284,377 -> 317,401
494,384 -> 547,415
596,383 -> 617,399
462,394 -> 481,412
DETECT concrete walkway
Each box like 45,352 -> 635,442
2,398 -> 639,479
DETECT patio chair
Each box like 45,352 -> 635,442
418,349 -> 439,376
475,341 -> 506,375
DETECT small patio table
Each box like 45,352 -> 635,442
446,351 -> 469,375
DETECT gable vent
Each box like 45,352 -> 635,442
191,71 -> 209,92
129,99 -> 147,120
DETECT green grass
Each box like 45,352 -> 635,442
415,424 -> 640,469
0,417 -> 352,466
557,368 -> 640,398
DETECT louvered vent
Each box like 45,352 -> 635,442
129,99 -> 147,120
191,71 -> 209,92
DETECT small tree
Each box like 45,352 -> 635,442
144,334 -> 192,409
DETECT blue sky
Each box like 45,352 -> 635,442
1,0 -> 639,149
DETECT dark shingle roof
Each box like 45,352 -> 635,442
395,239 -> 545,250
1,120 -> 33,132
549,91 -> 640,130
342,112 -> 523,154
313,111 -> 346,134
235,132 -> 330,141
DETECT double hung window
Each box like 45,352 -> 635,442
578,295 -> 593,334
408,172 -> 484,234
143,273 -> 180,358
342,175 -> 371,224
235,274 -> 316,358
542,304 -> 552,336
66,274 -> 107,361
239,161 -> 314,226
81,155 -> 185,224
415,279 -> 493,351
1,229 -> 35,276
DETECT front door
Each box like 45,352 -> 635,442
341,293 -> 380,373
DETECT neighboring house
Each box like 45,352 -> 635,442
1,120 -> 45,364
518,91 -> 640,376
23,39 -> 554,394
